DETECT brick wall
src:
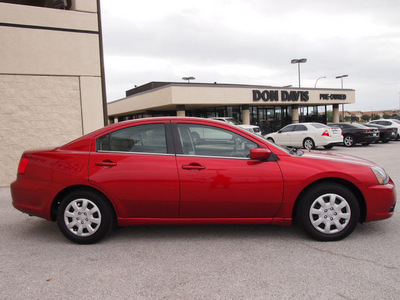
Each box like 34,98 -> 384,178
0,74 -> 83,186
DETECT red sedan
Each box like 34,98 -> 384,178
11,117 -> 396,244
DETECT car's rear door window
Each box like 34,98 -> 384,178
97,123 -> 167,154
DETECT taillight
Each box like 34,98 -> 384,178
364,130 -> 370,133
322,130 -> 330,137
18,158 -> 29,174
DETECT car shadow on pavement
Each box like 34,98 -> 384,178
107,223 -> 305,244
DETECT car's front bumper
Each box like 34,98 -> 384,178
364,179 -> 396,222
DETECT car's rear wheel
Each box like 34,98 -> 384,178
57,189 -> 114,244
303,138 -> 315,150
343,135 -> 355,147
296,183 -> 360,241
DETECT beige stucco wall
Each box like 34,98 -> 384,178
0,0 -> 105,186
0,75 -> 83,185
80,76 -> 105,133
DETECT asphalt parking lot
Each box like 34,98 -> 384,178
1,143 -> 399,300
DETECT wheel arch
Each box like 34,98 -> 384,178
266,137 -> 275,143
302,137 -> 315,149
292,177 -> 367,223
51,185 -> 117,222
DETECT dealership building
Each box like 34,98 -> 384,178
108,82 -> 355,134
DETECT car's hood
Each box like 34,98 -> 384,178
300,150 -> 376,167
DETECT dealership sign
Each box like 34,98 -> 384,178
252,90 -> 347,102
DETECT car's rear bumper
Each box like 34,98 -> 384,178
11,177 -> 60,221
317,136 -> 343,147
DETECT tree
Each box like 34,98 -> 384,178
350,114 -> 359,122
372,114 -> 381,120
361,114 -> 371,122
383,113 -> 391,119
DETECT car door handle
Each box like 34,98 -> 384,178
95,160 -> 117,167
182,164 -> 206,170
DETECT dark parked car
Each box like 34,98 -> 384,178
363,123 -> 397,143
329,123 -> 380,147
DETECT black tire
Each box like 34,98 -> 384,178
361,142 -> 370,146
382,140 -> 389,143
323,145 -> 334,150
57,189 -> 114,244
343,135 -> 355,147
267,137 -> 275,143
296,183 -> 360,241
303,138 -> 315,150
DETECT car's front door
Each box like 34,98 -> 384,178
277,124 -> 295,146
88,122 -> 180,218
173,122 -> 284,218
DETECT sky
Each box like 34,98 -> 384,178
100,0 -> 400,112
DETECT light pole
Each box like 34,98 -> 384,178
314,76 -> 326,88
182,76 -> 195,83
336,75 -> 348,121
291,58 -> 307,88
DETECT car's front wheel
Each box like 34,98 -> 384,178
296,183 -> 360,241
57,189 -> 114,244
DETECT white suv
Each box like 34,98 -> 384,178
210,117 -> 262,135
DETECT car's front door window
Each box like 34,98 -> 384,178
176,123 -> 258,158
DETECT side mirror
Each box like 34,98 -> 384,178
277,130 -> 282,133
250,147 -> 271,161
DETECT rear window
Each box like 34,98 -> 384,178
310,123 -> 329,129
350,123 -> 367,129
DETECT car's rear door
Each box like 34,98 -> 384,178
290,124 -> 308,147
88,121 -> 180,218
172,121 -> 284,218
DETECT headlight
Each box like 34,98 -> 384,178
371,166 -> 389,185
